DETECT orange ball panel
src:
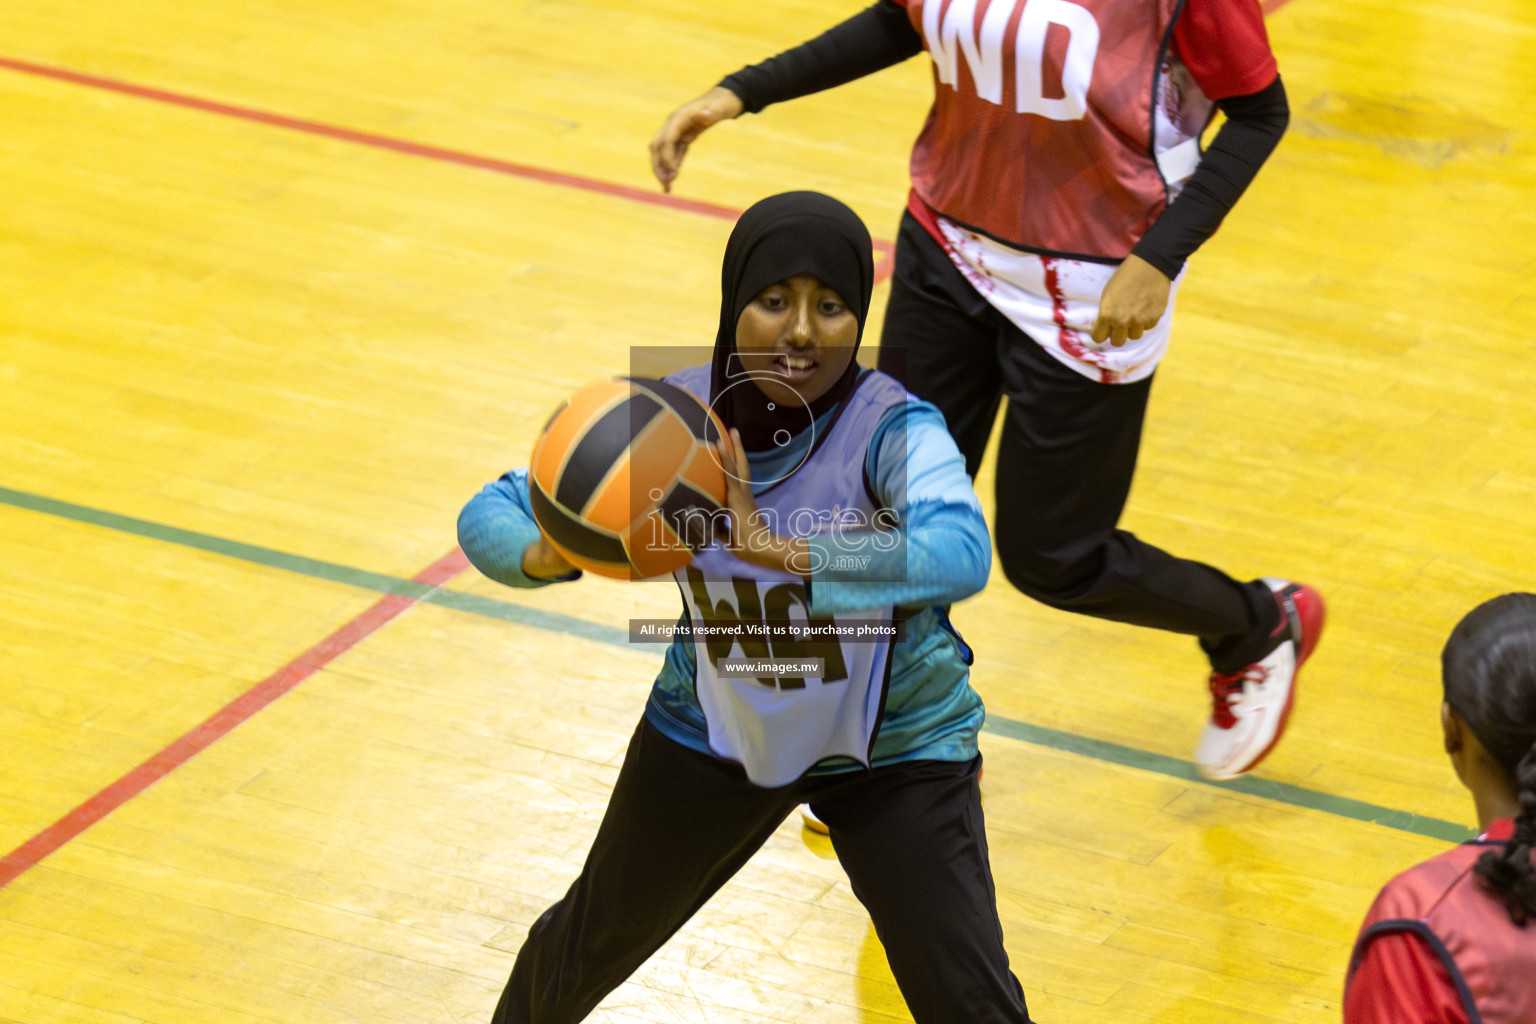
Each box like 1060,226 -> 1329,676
625,511 -> 695,579
676,442 -> 728,503
582,412 -> 694,533
628,410 -> 696,492
544,534 -> 635,581
580,457 -> 633,533
529,376 -> 728,581
529,379 -> 630,497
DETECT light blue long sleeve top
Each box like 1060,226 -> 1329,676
457,396 -> 992,774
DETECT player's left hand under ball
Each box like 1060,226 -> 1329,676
522,535 -> 577,581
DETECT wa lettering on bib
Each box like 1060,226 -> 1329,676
683,569 -> 850,690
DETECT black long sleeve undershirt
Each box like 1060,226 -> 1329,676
719,1 -> 922,114
717,1 -> 1289,278
1131,75 -> 1289,277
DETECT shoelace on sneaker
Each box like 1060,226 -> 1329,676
1207,665 -> 1268,729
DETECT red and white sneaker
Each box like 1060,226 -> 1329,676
1195,579 -> 1325,781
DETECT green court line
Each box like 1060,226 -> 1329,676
425,589 -> 630,646
982,718 -> 1473,842
1,484 -> 1474,843
0,487 -> 435,600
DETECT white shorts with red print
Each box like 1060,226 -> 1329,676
935,215 -> 1187,385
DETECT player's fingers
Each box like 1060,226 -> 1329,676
713,438 -> 736,485
1126,309 -> 1163,343
652,107 -> 714,182
716,431 -> 751,498
1091,314 -> 1131,346
649,115 -> 691,183
726,428 -> 751,485
649,134 -> 679,187
709,441 -> 743,547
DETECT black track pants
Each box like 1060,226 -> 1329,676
876,211 -> 1278,669
491,718 -> 1032,1024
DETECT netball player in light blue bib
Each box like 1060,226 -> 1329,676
458,191 -> 1034,1024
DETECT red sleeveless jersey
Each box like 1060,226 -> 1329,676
1346,819 -> 1536,1024
898,0 -> 1224,260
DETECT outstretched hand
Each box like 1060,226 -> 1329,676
650,86 -> 745,193
1090,254 -> 1172,347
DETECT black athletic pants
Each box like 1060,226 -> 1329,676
877,212 -> 1278,670
491,718 -> 1032,1024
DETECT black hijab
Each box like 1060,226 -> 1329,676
711,191 -> 875,452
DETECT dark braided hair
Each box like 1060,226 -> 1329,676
1442,592 -> 1536,926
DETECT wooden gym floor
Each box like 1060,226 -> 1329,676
1,0 -> 1534,1021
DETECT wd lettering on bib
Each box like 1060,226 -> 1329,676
924,0 -> 1099,119
904,0 -> 1213,259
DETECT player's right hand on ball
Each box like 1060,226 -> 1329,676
650,86 -> 745,193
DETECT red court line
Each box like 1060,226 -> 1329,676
0,54 -> 897,283
0,547 -> 471,891
0,56 -> 740,221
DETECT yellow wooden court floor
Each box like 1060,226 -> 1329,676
1,0 -> 1534,1021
